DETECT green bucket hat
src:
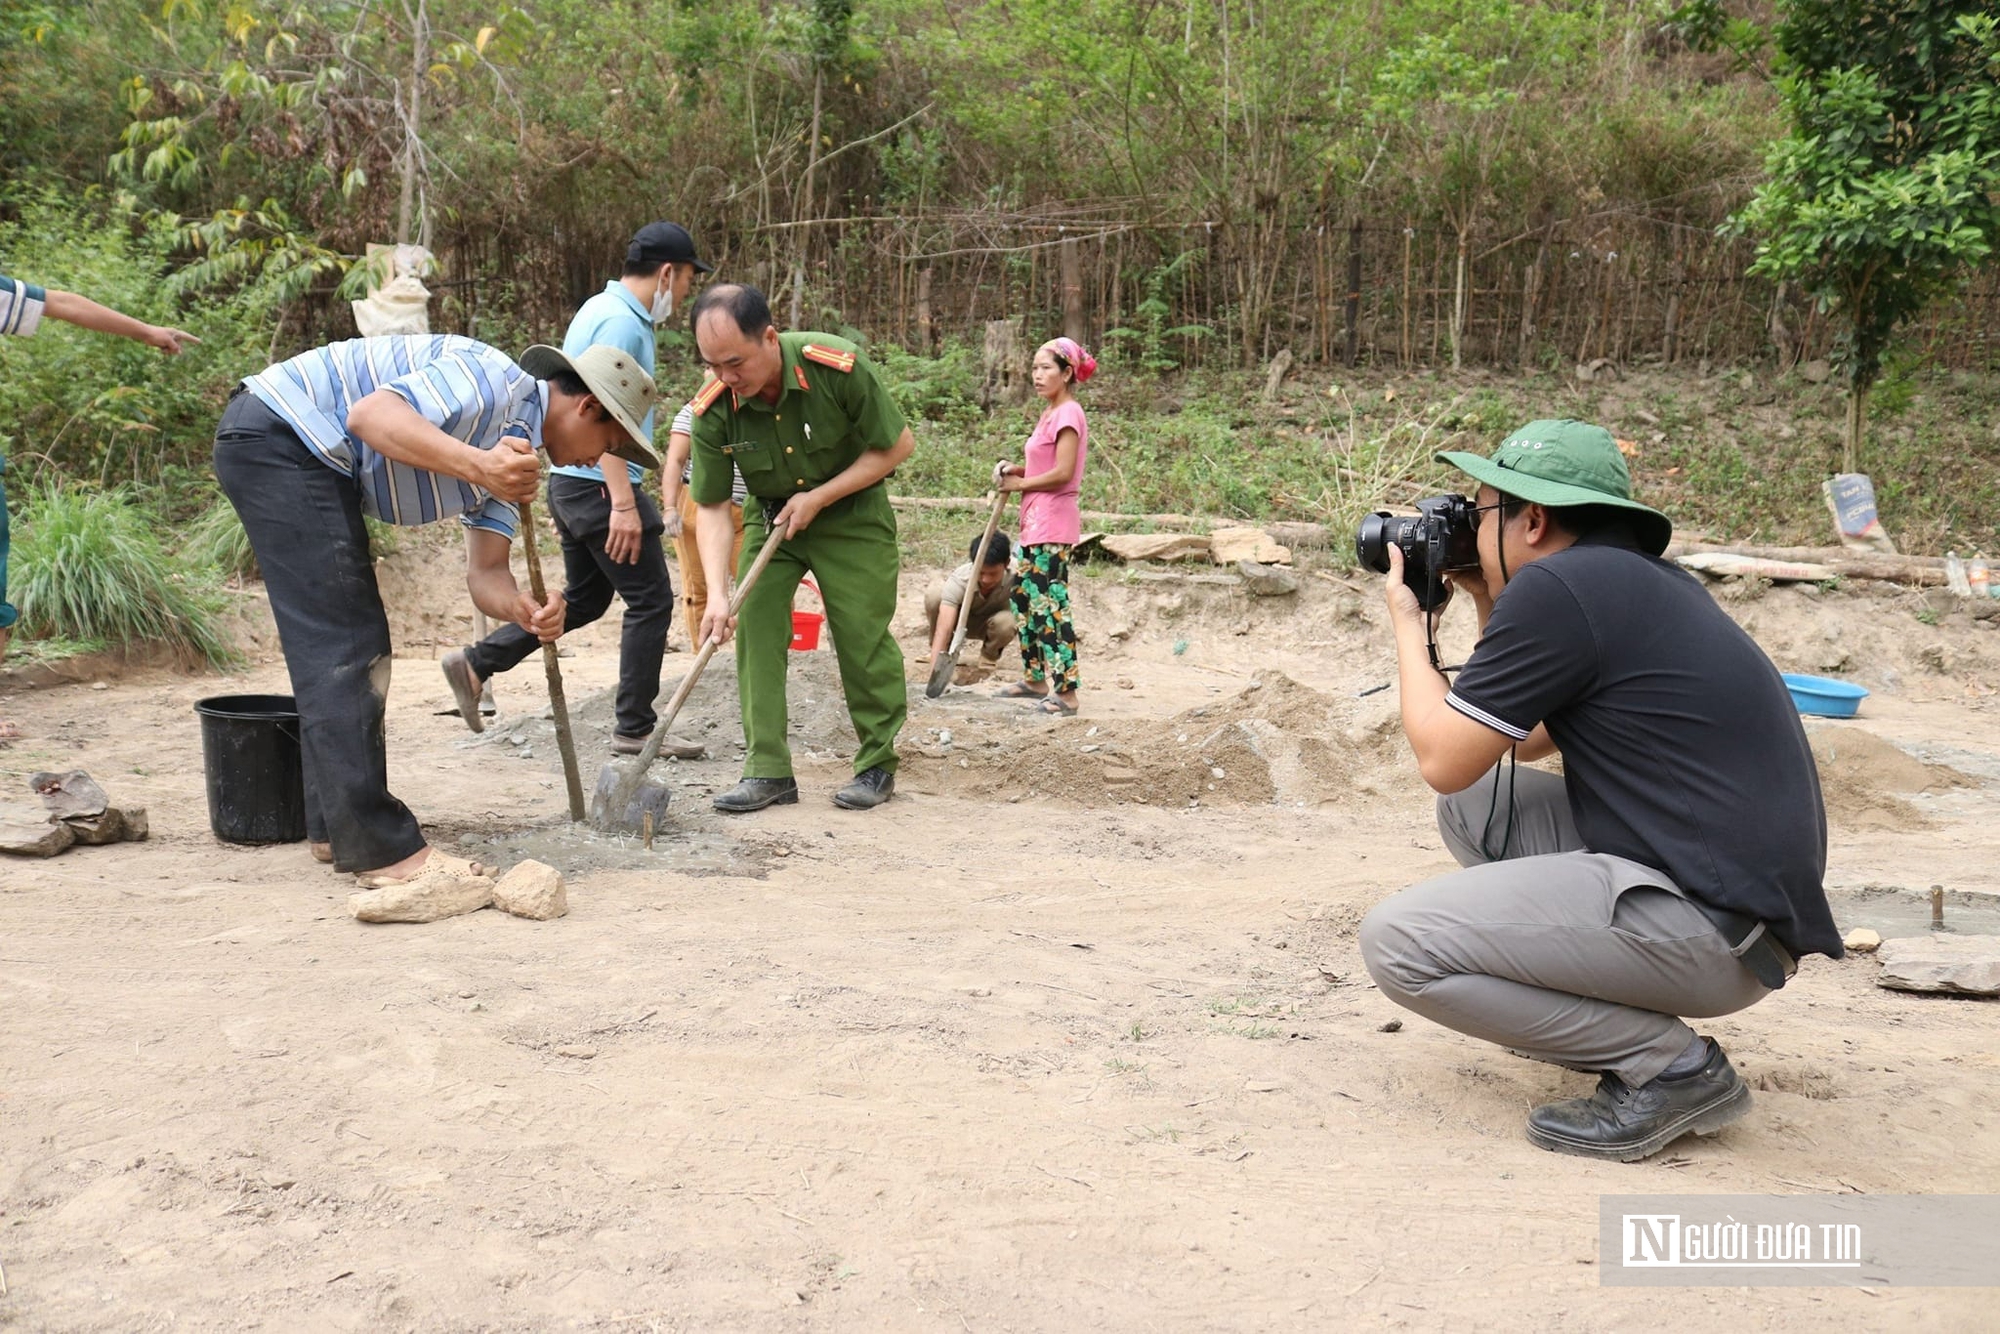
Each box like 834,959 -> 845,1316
519,343 -> 662,471
1437,419 -> 1672,555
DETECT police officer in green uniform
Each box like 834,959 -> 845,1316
686,284 -> 913,811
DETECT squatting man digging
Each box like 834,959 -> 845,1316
212,334 -> 659,902
1357,420 -> 1843,1162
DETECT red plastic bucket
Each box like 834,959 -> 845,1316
790,610 -> 824,651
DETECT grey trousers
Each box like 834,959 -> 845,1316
1358,766 -> 1770,1087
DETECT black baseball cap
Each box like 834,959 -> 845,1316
628,221 -> 712,273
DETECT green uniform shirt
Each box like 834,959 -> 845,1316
688,332 -> 907,506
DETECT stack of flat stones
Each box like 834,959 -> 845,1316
0,770 -> 148,858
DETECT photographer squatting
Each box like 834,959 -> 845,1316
1358,420 -> 1843,1162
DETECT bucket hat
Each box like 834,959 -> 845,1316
1438,419 -> 1671,554
519,343 -> 661,470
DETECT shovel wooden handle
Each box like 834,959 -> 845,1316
947,487 -> 1011,658
521,499 -> 587,821
617,519 -> 791,776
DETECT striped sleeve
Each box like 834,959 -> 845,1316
1444,691 -> 1533,741
461,496 -> 520,540
0,274 -> 48,336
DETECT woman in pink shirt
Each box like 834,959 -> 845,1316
993,337 -> 1094,716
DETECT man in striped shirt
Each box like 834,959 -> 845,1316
1,272 -> 198,740
213,335 -> 659,898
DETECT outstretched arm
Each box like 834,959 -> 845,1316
44,289 -> 199,354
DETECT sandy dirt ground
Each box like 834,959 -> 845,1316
3,535 -> 1998,1331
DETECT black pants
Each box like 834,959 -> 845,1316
462,473 -> 674,739
212,392 -> 425,873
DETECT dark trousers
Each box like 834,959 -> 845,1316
212,392 -> 425,873
462,473 -> 674,739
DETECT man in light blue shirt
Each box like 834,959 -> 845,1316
213,335 -> 658,895
447,222 -> 711,754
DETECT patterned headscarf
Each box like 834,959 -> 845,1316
1039,337 -> 1097,384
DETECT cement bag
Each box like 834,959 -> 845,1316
352,244 -> 435,336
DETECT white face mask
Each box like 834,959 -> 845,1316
650,274 -> 675,326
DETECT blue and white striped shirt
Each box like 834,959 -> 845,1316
243,335 -> 544,539
0,273 -> 48,336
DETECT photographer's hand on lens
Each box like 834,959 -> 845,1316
1382,544 -> 1443,626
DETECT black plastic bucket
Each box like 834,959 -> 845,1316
195,694 -> 308,844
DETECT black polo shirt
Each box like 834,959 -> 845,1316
1446,533 -> 1841,959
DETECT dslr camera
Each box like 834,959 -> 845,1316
1355,493 -> 1480,610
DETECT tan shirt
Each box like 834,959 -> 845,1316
941,561 -> 1013,620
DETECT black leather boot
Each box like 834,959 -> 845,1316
712,777 -> 799,813
831,766 -> 896,810
1525,1039 -> 1751,1162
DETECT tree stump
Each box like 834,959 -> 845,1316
981,320 -> 1028,407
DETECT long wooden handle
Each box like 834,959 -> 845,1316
948,487 -> 1010,656
620,519 -> 791,774
521,499 -> 587,821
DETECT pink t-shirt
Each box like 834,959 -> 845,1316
1017,400 -> 1088,546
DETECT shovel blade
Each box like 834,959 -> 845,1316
925,647 -> 961,699
588,761 -> 672,834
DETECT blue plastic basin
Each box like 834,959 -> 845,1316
1782,672 -> 1869,719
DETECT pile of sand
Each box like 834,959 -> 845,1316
912,673 -> 1413,809
1807,723 -> 1970,832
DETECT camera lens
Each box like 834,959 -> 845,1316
1356,512 -> 1393,572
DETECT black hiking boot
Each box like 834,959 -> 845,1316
831,766 -> 896,810
712,777 -> 799,813
1525,1039 -> 1752,1162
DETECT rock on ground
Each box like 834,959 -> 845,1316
1101,533 -> 1211,564
1875,934 -> 2000,996
349,874 -> 494,925
62,808 -> 127,846
1237,559 -> 1300,597
1209,527 -> 1291,565
492,859 -> 568,921
0,806 -> 74,858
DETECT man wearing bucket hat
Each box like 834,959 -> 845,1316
1357,419 -> 1842,1162
444,222 -> 713,757
213,334 -> 658,900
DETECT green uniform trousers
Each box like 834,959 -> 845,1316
737,483 -> 905,779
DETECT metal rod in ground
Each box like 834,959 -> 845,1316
520,499 -> 587,821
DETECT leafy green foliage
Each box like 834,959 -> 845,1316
8,483 -> 236,666
0,187 -> 280,485
1728,3 -> 2000,467
1101,252 -> 1212,375
874,340 -> 984,427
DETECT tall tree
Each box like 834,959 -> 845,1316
1729,3 -> 2000,471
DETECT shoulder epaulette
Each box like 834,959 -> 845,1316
690,379 -> 728,416
801,343 -> 857,373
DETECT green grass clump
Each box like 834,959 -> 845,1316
10,484 -> 238,667
179,494 -> 259,580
